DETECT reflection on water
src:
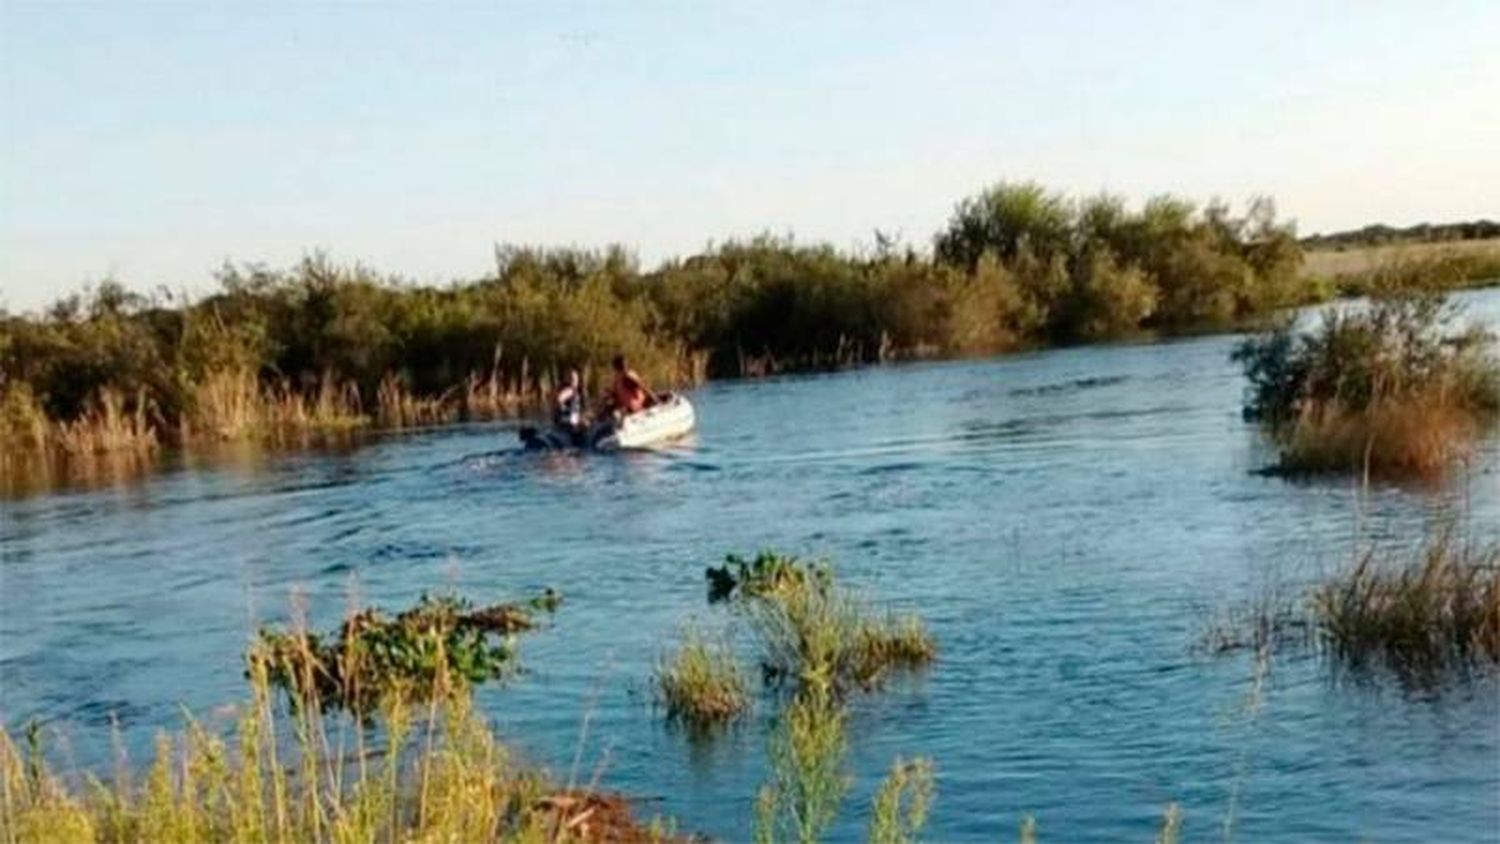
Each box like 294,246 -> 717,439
2,289 -> 1499,842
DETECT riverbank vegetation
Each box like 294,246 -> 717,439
1234,288 -> 1500,480
2,181 -> 1314,464
1302,238 -> 1500,297
0,642 -> 677,844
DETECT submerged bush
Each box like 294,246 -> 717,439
253,589 -> 561,715
1234,290 -> 1499,479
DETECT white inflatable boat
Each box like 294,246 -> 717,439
519,394 -> 696,452
593,393 -> 696,451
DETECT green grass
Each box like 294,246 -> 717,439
653,630 -> 751,728
0,653 -> 675,844
704,552 -> 936,698
867,757 -> 934,844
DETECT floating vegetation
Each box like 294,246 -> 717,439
654,630 -> 751,728
252,589 -> 561,714
706,552 -> 833,605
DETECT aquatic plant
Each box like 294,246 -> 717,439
867,756 -> 934,844
653,629 -> 751,728
706,552 -> 834,605
752,689 -> 849,844
1234,288 -> 1499,479
1313,534 -> 1500,677
1197,588 -> 1314,656
1204,529 -> 1499,687
252,589 -> 562,715
705,553 -> 935,698
849,611 -> 939,687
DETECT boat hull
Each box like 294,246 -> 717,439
519,394 -> 696,452
593,394 -> 696,451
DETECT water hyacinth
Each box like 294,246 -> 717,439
252,589 -> 561,715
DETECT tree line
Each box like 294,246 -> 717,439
0,181 -> 1323,449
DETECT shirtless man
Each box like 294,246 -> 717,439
606,354 -> 652,415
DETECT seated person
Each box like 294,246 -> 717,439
553,368 -> 587,443
606,354 -> 653,416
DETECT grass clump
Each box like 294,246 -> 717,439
252,589 -> 561,716
654,630 -> 750,728
1313,535 -> 1500,677
706,553 -> 935,697
1204,530 -> 1499,685
1234,288 -> 1499,480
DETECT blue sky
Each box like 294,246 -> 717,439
3,1 -> 1497,310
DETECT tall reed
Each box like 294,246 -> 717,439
49,388 -> 158,456
1313,534 -> 1500,675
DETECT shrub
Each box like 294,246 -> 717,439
1234,290 -> 1499,478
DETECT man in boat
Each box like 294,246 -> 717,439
605,354 -> 654,417
552,367 -> 587,445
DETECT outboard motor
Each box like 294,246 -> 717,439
518,426 -> 549,450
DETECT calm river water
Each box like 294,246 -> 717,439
3,290 -> 1499,842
